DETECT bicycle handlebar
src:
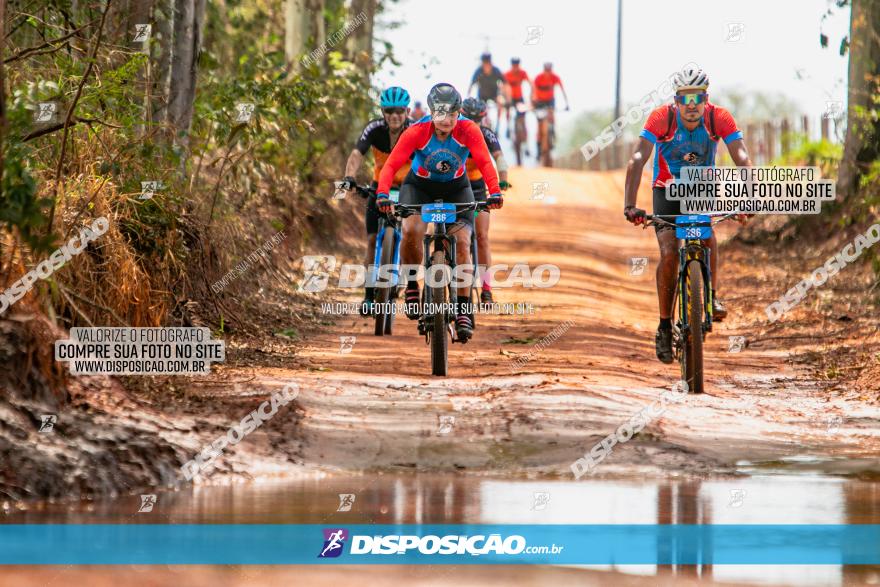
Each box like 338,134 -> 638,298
394,201 -> 489,218
643,213 -> 738,229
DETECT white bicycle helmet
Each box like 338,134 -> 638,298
673,65 -> 709,91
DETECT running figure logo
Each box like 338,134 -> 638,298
300,256 -> 337,292
337,494 -> 355,511
629,257 -> 648,276
38,414 -> 57,433
138,494 -> 157,513
318,528 -> 349,558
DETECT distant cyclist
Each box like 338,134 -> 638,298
341,86 -> 412,314
531,62 -> 569,155
468,52 -> 506,132
622,65 -> 753,363
376,83 -> 504,341
461,97 -> 510,304
411,101 -> 426,121
503,57 -> 531,141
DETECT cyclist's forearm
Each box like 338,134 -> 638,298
493,151 -> 509,183
624,157 -> 646,208
344,149 -> 364,178
728,139 -> 753,167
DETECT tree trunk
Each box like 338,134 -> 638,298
346,0 -> 375,71
0,0 -> 7,192
167,0 -> 207,154
284,0 -> 307,64
837,0 -> 880,198
150,0 -> 175,126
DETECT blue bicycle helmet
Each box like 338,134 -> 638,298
380,86 -> 411,108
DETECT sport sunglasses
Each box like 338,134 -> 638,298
383,107 -> 407,115
675,93 -> 708,106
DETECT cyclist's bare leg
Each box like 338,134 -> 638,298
656,230 -> 678,319
454,226 -> 473,299
475,212 -> 491,287
365,233 -> 377,267
401,215 -> 426,269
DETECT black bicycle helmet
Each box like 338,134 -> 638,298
427,83 -> 462,114
461,97 -> 487,121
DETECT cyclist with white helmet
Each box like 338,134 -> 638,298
375,83 -> 504,342
342,86 -> 413,314
623,65 -> 753,363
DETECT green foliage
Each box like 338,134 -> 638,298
1,141 -> 54,252
772,133 -> 842,177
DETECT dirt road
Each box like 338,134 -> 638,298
216,167 -> 880,480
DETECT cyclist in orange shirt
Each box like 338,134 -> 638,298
503,57 -> 531,140
531,62 -> 569,156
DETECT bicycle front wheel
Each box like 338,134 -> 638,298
430,249 -> 449,376
683,259 -> 705,393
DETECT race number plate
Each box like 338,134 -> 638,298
421,202 -> 457,223
675,214 -> 712,240
388,189 -> 400,203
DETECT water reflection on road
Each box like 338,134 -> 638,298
5,473 -> 880,586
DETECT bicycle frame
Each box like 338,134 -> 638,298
368,190 -> 402,293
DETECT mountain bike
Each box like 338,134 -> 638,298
339,181 -> 402,336
643,213 -> 735,393
512,109 -> 527,166
396,200 -> 486,376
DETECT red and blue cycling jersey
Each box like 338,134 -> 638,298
640,102 -> 743,188
377,115 -> 501,196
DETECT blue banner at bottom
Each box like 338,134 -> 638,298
2,524 -> 879,565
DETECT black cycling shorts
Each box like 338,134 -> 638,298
400,172 -> 475,229
652,186 -> 681,234
365,191 -> 380,234
470,179 -> 487,202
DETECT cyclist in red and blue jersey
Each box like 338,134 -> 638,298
623,66 -> 753,364
376,83 -> 504,341
461,97 -> 510,304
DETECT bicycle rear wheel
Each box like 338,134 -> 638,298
430,249 -> 449,376
682,259 -> 705,393
373,227 -> 395,336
